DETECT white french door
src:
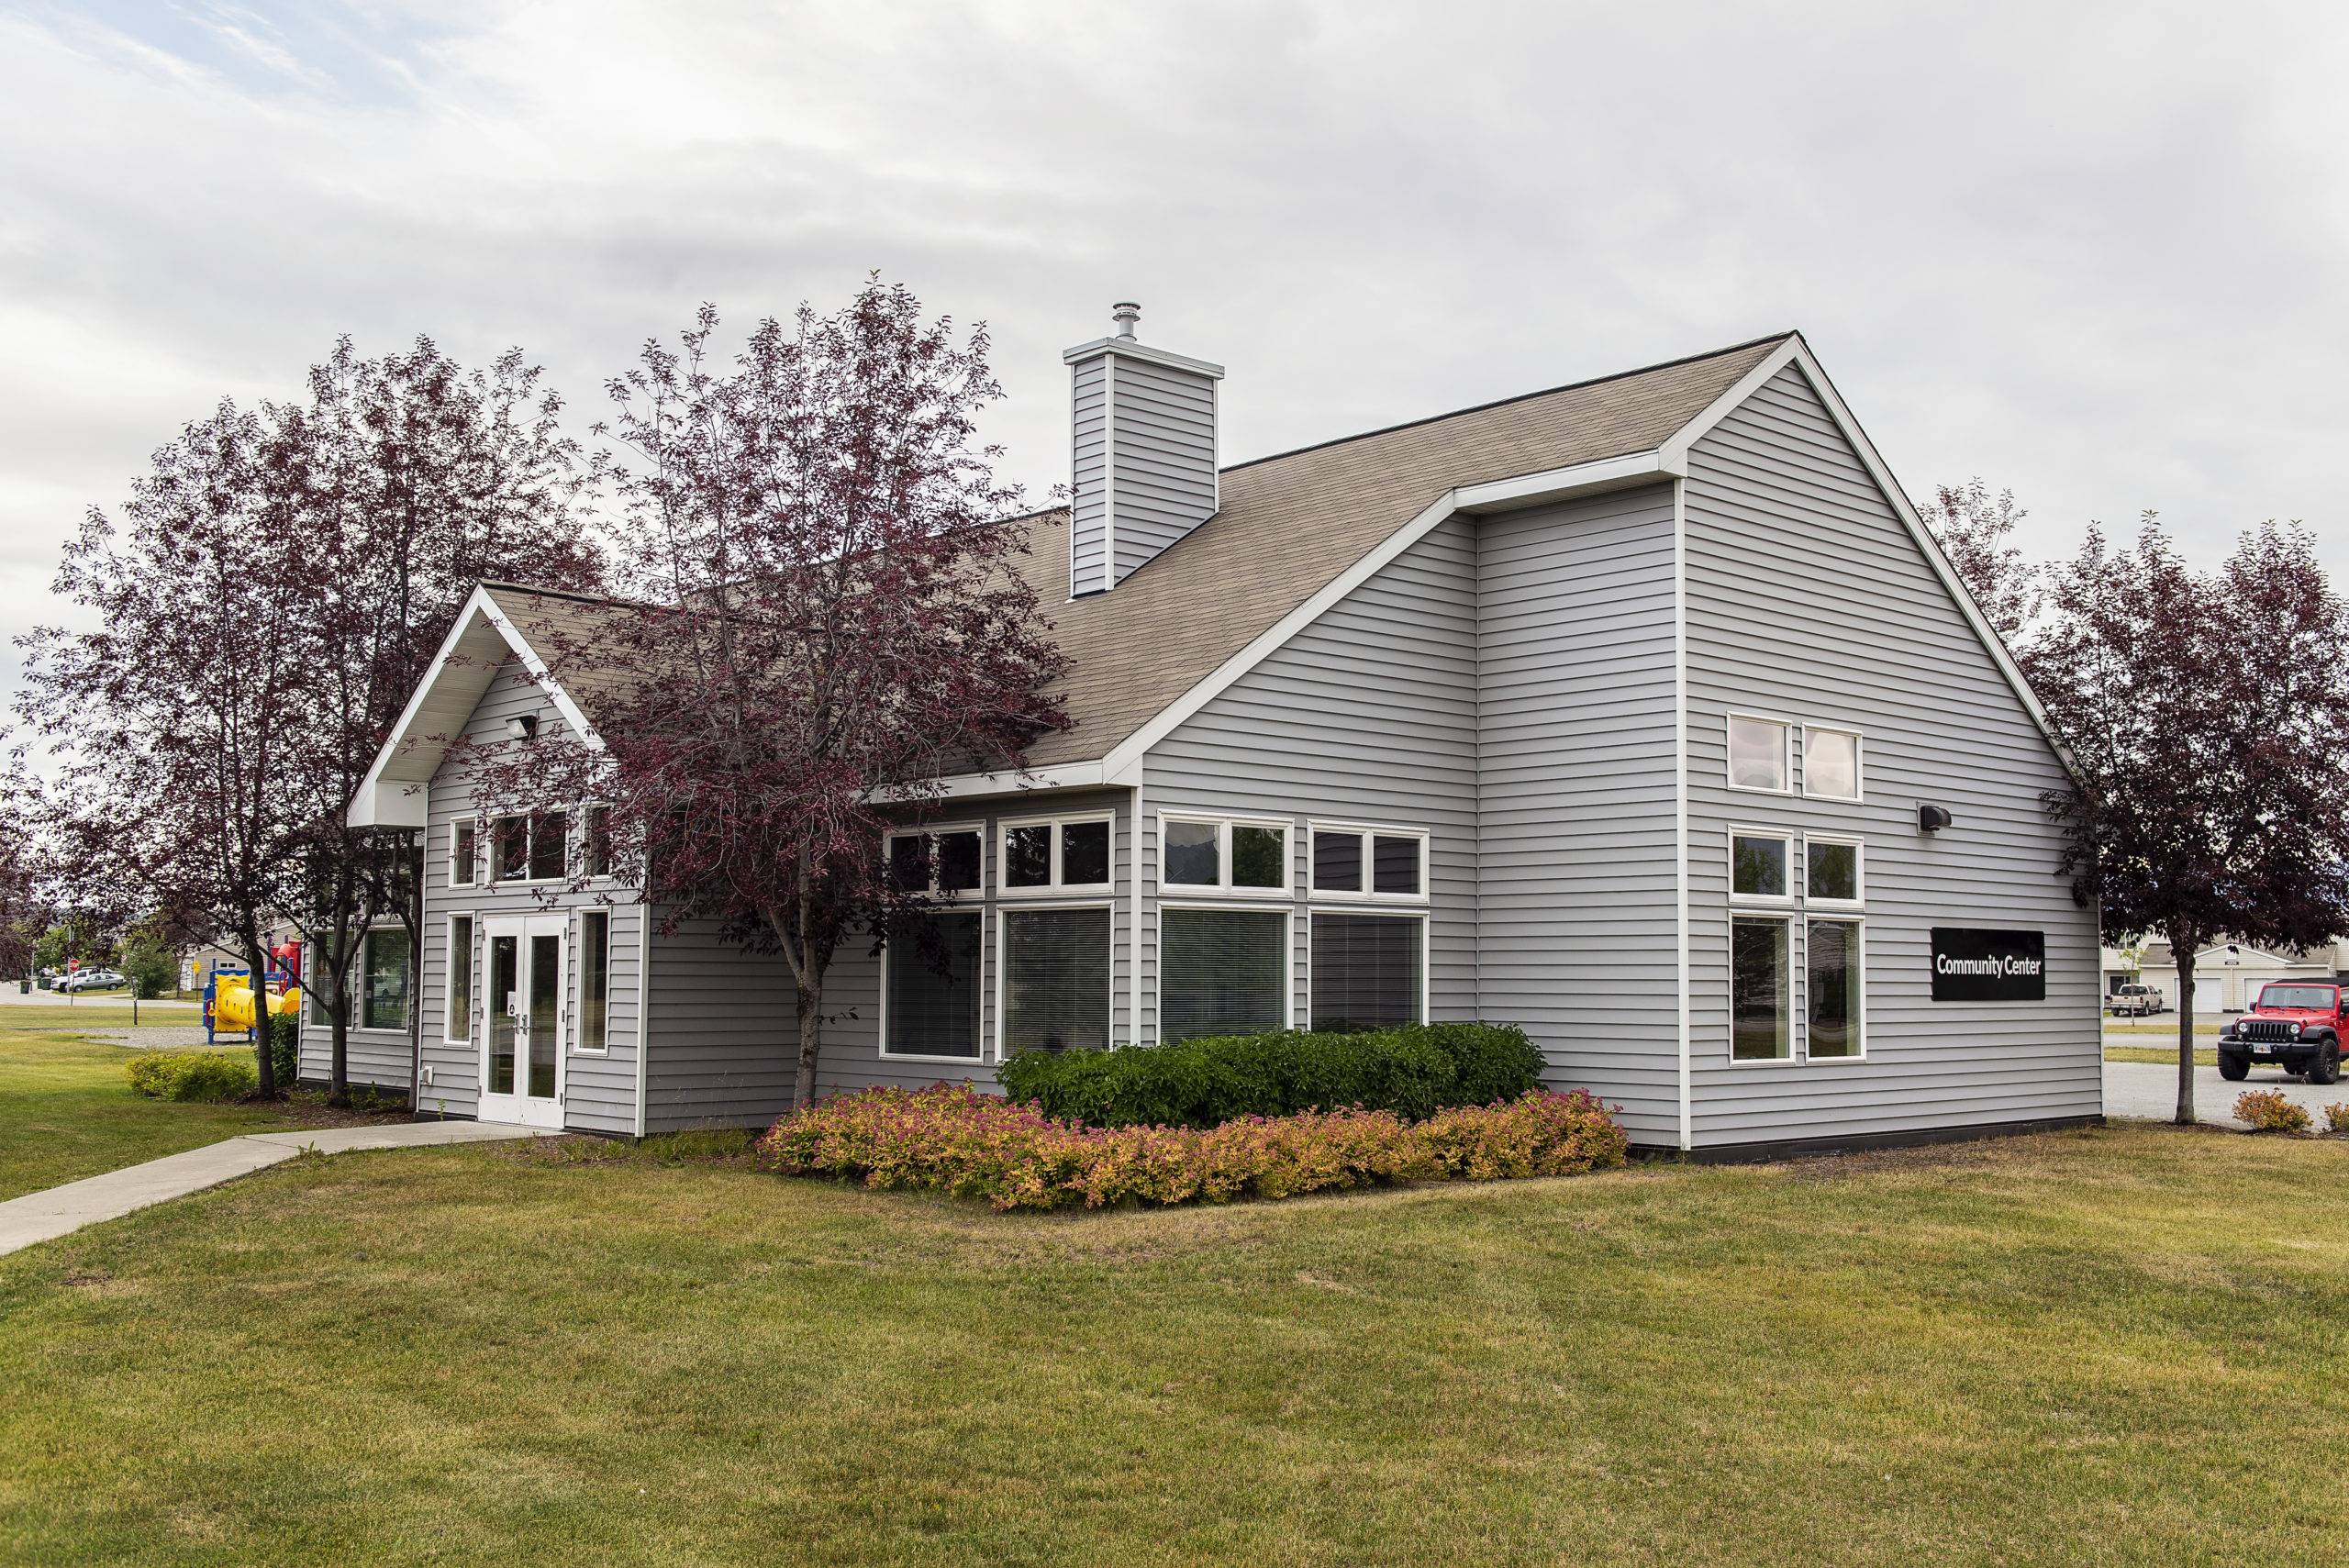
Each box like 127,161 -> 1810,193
480,914 -> 566,1130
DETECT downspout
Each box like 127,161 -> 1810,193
1674,477 -> 1693,1153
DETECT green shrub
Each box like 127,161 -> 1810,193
125,1050 -> 259,1102
2233,1089 -> 2311,1134
996,1023 -> 1544,1129
262,1013 -> 298,1091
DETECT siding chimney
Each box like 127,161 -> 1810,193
1063,304 -> 1225,596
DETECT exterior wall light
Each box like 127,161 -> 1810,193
1919,804 -> 1954,832
507,715 -> 539,741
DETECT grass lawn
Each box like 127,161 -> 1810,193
0,1030 -> 283,1202
2104,1045 -> 2220,1066
4,1120 -> 2346,1565
2102,1020 -> 2221,1036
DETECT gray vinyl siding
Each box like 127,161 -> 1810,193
642,787 -> 1137,1123
1143,516 -> 1479,1043
1068,349 -> 1219,595
413,658 -> 647,1133
1105,356 -> 1219,586
1070,357 -> 1108,596
1475,484 -> 1683,1143
1682,363 -> 2099,1149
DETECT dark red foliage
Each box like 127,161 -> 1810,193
473,282 -> 1069,1108
2032,517 -> 2349,1123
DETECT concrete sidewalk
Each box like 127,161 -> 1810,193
0,1120 -> 540,1257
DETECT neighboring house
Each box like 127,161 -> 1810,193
2134,941 -> 2336,1015
348,322 -> 2100,1158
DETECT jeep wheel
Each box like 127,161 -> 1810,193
2218,1053 -> 2250,1082
2311,1044 -> 2343,1086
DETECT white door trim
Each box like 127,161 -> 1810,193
480,912 -> 567,1130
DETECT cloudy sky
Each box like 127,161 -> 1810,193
4,0 -> 2344,658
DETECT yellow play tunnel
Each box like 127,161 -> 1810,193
214,978 -> 302,1029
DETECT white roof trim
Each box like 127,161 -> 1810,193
346,585 -> 602,829
1059,338 -> 1226,379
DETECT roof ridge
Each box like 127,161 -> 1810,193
1219,330 -> 1799,476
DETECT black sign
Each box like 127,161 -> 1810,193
1931,928 -> 2046,1001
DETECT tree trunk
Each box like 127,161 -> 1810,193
247,931 -> 278,1098
794,974 -> 823,1111
329,934 -> 351,1106
2174,941 -> 2197,1125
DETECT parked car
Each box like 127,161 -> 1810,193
2218,983 -> 2346,1084
2109,984 -> 2164,1017
59,969 -> 127,993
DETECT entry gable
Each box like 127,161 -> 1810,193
347,584 -> 598,829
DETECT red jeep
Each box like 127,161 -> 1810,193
2219,983 -> 2346,1084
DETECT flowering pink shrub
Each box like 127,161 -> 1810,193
752,1084 -> 1628,1210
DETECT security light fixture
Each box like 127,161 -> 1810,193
507,715 -> 539,741
1918,804 -> 1953,833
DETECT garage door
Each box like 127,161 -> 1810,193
2193,975 -> 2221,1013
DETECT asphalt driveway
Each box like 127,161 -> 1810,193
2104,1057 -> 2343,1128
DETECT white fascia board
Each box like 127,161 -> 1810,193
907,762 -> 1111,803
1059,338 -> 1227,380
1454,449 -> 1681,514
346,584 -> 604,829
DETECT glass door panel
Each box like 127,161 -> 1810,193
528,933 -> 561,1098
489,934 -> 518,1095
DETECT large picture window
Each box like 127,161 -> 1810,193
1808,919 -> 1864,1059
446,916 -> 473,1042
1308,912 -> 1422,1030
884,911 -> 984,1060
362,929 -> 412,1032
1162,907 -> 1286,1041
1002,906 -> 1110,1051
1731,916 -> 1789,1061
1000,816 -> 1112,894
1161,816 -> 1288,895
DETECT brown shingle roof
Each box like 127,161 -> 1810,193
1011,333 -> 1790,767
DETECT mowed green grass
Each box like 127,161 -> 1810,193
0,1031 -> 281,1201
2105,1045 -> 2220,1065
4,1117 -> 2347,1566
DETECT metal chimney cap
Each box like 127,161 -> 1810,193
1110,302 -> 1141,339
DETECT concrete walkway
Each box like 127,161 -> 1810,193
0,1120 -> 540,1257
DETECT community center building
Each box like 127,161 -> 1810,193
333,318 -> 2100,1158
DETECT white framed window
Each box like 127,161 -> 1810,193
1159,814 -> 1290,897
1804,728 -> 1863,802
360,927 -> 412,1033
1727,714 -> 1792,794
1307,909 -> 1425,1029
1805,836 -> 1864,906
881,908 -> 985,1062
451,820 -> 478,887
1731,914 -> 1791,1062
1308,822 -> 1427,902
1808,917 -> 1865,1060
998,813 -> 1113,895
1160,904 -> 1289,1041
1729,828 -> 1794,905
445,915 -> 474,1043
887,824 -> 985,896
489,811 -> 569,884
577,910 -> 610,1053
997,904 -> 1112,1052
